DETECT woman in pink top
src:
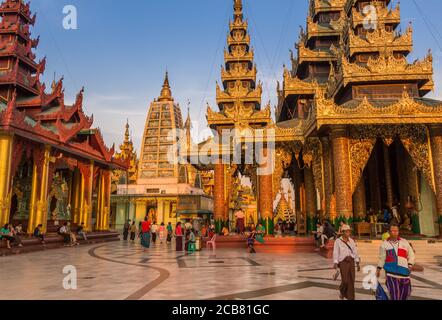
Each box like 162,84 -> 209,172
175,222 -> 183,252
158,222 -> 166,244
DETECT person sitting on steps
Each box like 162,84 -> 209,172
76,222 -> 88,241
33,224 -> 45,245
320,221 -> 337,249
1,224 -> 15,249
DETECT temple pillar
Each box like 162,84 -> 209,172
304,167 -> 316,232
258,147 -> 273,235
27,145 -> 51,233
71,169 -> 82,224
96,170 -> 111,231
79,161 -> 94,231
0,133 -> 13,226
353,178 -> 367,221
383,144 -> 394,209
321,137 -> 333,219
27,160 -> 39,234
331,126 -> 353,221
135,200 -> 147,224
368,147 -> 382,213
214,159 -> 226,233
429,125 -> 442,236
396,142 -> 408,217
293,162 -> 302,213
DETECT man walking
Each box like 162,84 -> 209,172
376,223 -> 415,300
333,225 -> 360,300
123,219 -> 130,241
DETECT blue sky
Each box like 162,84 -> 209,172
30,0 -> 442,152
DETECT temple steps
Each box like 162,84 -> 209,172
214,236 -> 317,253
0,231 -> 120,257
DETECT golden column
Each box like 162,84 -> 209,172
429,125 -> 442,236
28,145 -> 51,233
71,169 -> 82,224
368,147 -> 382,212
27,158 -> 39,234
320,137 -> 333,218
0,133 -> 14,226
331,126 -> 353,220
304,167 -> 317,232
395,142 -> 408,216
96,169 -> 111,231
353,178 -> 367,221
258,146 -> 274,234
383,144 -> 394,208
79,161 -> 94,231
214,158 -> 226,231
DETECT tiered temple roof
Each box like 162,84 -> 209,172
114,121 -> 138,185
138,72 -> 183,181
277,0 -> 439,128
0,0 -> 125,168
208,0 -> 271,129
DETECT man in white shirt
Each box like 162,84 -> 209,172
333,224 -> 361,300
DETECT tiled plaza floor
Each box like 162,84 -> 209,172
0,240 -> 441,300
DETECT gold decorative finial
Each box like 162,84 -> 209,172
159,71 -> 173,101
124,119 -> 130,143
233,0 -> 243,21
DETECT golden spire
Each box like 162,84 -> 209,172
159,71 -> 173,102
124,119 -> 130,143
234,0 -> 243,21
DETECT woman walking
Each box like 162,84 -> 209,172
166,222 -> 173,244
140,217 -> 151,251
175,222 -> 183,252
151,221 -> 158,245
130,221 -> 137,243
158,222 -> 166,244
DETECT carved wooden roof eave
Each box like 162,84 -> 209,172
310,0 -> 347,17
327,51 -> 434,97
282,76 -> 320,98
315,93 -> 442,129
351,3 -> 400,28
1,122 -> 121,169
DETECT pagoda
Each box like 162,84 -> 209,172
0,0 -> 126,233
206,0 -> 279,232
276,0 -> 442,236
112,121 -> 138,190
111,73 -> 213,229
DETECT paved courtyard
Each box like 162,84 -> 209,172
0,241 -> 441,300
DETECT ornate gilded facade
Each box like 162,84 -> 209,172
202,0 -> 442,236
274,0 -> 442,236
0,0 -> 125,233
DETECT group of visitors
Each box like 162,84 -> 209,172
0,223 -> 24,249
1,221 -> 88,249
124,218 -> 219,254
123,219 -> 171,246
332,222 -> 416,301
57,222 -> 87,246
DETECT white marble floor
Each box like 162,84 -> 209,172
0,240 -> 441,300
